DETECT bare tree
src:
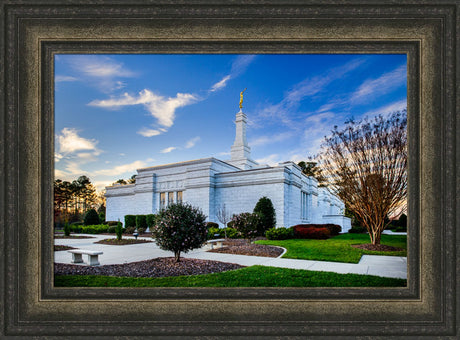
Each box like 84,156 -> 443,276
216,204 -> 231,239
317,110 -> 407,245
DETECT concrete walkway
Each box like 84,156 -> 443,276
54,234 -> 407,279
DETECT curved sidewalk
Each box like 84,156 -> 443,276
54,234 -> 407,279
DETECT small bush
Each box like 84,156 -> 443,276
293,226 -> 331,239
253,196 -> 276,235
207,227 -> 221,240
64,222 -> 71,236
105,220 -> 120,226
98,212 -> 105,223
151,203 -> 207,262
231,212 -> 263,243
265,227 -> 294,240
124,215 -> 136,228
224,227 -> 240,239
137,227 -> 146,234
291,223 -> 341,236
136,215 -> 147,230
206,222 -> 219,229
146,214 -> 157,228
124,226 -> 136,234
84,209 -> 100,226
348,226 -> 367,233
116,221 -> 123,240
107,225 -> 117,233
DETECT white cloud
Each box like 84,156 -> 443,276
351,64 -> 406,103
89,89 -> 198,128
255,154 -> 281,167
185,136 -> 200,149
94,160 -> 148,176
160,146 -> 177,154
208,55 -> 256,93
55,75 -> 78,82
249,131 -> 294,148
56,128 -> 99,154
137,127 -> 167,137
210,75 -> 231,92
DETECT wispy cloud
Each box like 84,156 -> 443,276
137,127 -> 167,137
255,58 -> 365,128
160,146 -> 177,154
185,136 -> 200,149
249,131 -> 294,148
209,55 -> 256,93
55,75 -> 78,82
351,64 -> 406,103
94,160 -> 148,176
255,154 -> 281,167
89,89 -> 198,128
363,99 -> 407,118
58,55 -> 136,93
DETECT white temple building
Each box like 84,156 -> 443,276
105,108 -> 351,232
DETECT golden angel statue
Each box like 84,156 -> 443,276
239,88 -> 247,109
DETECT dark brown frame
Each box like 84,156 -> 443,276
1,1 -> 458,338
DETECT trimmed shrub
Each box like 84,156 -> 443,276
293,226 -> 331,239
70,224 -> 108,234
223,227 -> 240,239
84,209 -> 100,226
64,222 -> 71,236
231,212 -> 263,243
348,225 -> 367,233
116,221 -> 123,240
151,203 -> 207,262
125,215 -> 136,228
291,223 -> 341,236
136,215 -> 147,230
105,220 -> 121,226
207,227 -> 221,240
146,214 -> 157,228
253,196 -> 276,235
265,227 -> 294,240
206,222 -> 219,229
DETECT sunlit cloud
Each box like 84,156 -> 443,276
249,131 -> 294,148
208,55 -> 256,93
94,160 -> 148,176
55,75 -> 78,82
185,136 -> 201,149
160,146 -> 177,154
210,75 -> 231,92
56,128 -> 99,155
255,154 -> 281,167
137,127 -> 168,137
89,89 -> 198,128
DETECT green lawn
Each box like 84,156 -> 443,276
55,265 -> 406,287
256,234 -> 407,263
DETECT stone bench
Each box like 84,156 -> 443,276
206,238 -> 226,249
68,249 -> 103,266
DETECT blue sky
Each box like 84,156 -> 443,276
54,54 -> 407,191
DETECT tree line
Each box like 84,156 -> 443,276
54,175 -> 104,224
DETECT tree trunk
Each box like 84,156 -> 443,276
174,251 -> 181,262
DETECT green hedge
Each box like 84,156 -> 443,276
265,227 -> 294,240
124,215 -> 136,228
136,215 -> 148,229
69,224 -> 108,234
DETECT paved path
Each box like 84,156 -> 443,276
55,234 -> 407,279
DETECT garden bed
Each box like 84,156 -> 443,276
94,239 -> 153,245
54,257 -> 244,278
208,239 -> 284,258
54,245 -> 77,251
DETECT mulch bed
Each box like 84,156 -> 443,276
351,244 -> 404,252
54,235 -> 94,239
95,238 -> 153,245
208,239 -> 284,258
54,245 -> 77,251
54,257 -> 244,278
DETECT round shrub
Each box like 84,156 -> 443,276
84,209 -> 100,226
136,215 -> 147,230
206,222 -> 219,229
151,203 -> 208,262
207,226 -> 221,240
223,227 -> 240,239
253,196 -> 276,235
124,215 -> 136,228
231,212 -> 263,243
265,227 -> 294,240
292,225 -> 331,239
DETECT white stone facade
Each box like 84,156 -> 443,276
105,110 -> 351,232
